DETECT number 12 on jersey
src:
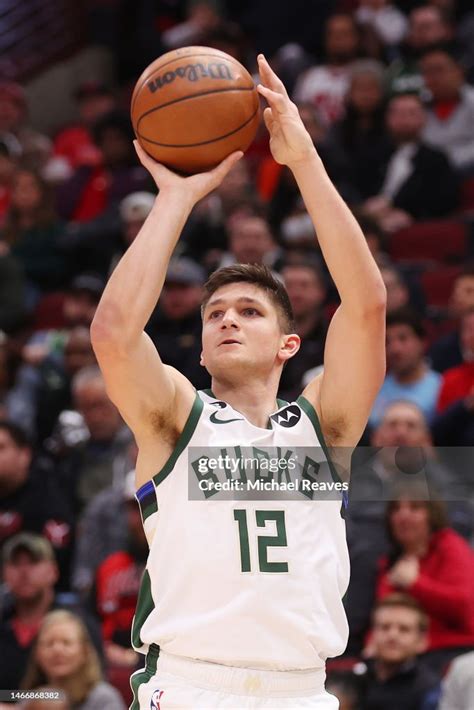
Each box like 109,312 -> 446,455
233,509 -> 288,573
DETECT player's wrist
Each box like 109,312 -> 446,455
286,147 -> 320,172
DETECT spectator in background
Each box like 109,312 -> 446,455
147,258 -> 211,390
439,650 -> 474,710
0,534 -> 102,691
161,0 -> 221,49
325,60 -> 388,201
380,264 -> 411,313
420,47 -> 474,174
6,327 -> 96,445
16,272 -> 103,373
108,191 -> 156,274
21,609 -> 125,709
293,14 -> 361,127
386,4 -> 453,94
357,214 -> 390,266
358,595 -> 440,710
72,441 -> 138,603
376,496 -> 474,674
54,366 -> 133,514
363,93 -> 459,232
355,0 -> 408,50
0,422 -> 74,588
96,471 -> 144,670
429,265 -> 474,373
1,169 -> 70,296
432,309 -> 474,444
181,157 -> 254,267
51,81 -> 116,176
56,111 -> 149,223
279,262 -> 327,401
0,82 -> 51,171
346,400 -> 471,655
370,308 -> 441,427
219,213 -> 282,270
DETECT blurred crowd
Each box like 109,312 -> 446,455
0,0 -> 474,708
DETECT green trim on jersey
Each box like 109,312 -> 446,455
130,643 -> 159,710
296,395 -> 342,485
152,392 -> 204,488
277,398 -> 288,407
132,569 -> 154,650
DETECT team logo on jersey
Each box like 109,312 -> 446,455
270,404 -> 301,428
150,689 -> 164,709
209,401 -> 244,424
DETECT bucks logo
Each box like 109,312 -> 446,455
270,404 -> 301,428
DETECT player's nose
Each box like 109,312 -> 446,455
221,309 -> 239,328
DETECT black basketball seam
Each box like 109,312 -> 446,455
137,105 -> 259,148
131,52 -> 254,117
136,84 -> 256,127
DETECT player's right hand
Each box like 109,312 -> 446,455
133,140 -> 243,206
257,55 -> 316,168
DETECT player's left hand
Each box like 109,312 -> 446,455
133,140 -> 243,206
257,54 -> 316,168
388,555 -> 420,588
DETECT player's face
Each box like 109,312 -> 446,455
372,607 -> 426,663
36,620 -> 86,681
201,283 -> 294,379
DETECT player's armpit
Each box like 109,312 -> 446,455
91,329 -> 195,438
302,303 -> 386,448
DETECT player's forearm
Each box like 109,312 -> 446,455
291,152 -> 386,314
91,189 -> 192,345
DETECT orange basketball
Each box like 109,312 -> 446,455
131,46 -> 260,174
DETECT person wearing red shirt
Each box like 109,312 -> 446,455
376,495 -> 474,675
437,309 -> 474,413
96,471 -> 147,670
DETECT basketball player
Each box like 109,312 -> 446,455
91,56 -> 386,709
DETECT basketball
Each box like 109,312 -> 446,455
130,46 -> 260,174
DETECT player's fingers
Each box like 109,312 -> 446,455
210,150 -> 244,181
257,54 -> 288,95
257,84 -> 287,114
263,107 -> 275,132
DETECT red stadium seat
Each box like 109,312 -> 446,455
420,266 -> 462,308
389,221 -> 468,265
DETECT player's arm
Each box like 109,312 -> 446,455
258,55 -> 386,447
91,143 -> 242,440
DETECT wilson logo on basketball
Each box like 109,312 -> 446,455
147,63 -> 234,93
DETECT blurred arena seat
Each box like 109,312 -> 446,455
389,221 -> 468,265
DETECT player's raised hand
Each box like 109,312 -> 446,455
133,140 -> 243,205
257,55 -> 316,168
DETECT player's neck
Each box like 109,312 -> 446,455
211,379 -> 279,429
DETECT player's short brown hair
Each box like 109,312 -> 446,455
373,593 -> 429,634
202,264 -> 295,333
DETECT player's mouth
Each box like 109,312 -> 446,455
219,338 -> 241,346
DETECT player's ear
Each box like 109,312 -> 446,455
200,350 -> 205,366
279,333 -> 300,362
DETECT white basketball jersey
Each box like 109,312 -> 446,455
132,390 -> 350,670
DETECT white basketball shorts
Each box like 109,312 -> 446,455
130,647 -> 339,709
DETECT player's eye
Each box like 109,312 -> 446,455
208,310 -> 222,319
242,308 -> 260,316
